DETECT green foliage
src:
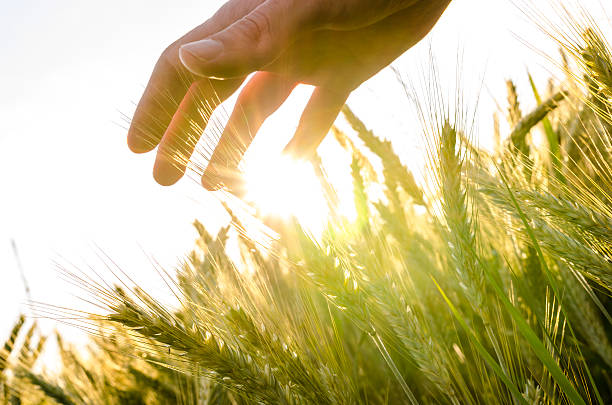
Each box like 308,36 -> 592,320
4,11 -> 612,405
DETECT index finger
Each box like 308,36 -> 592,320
127,0 -> 266,153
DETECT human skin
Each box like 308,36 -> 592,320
127,0 -> 452,188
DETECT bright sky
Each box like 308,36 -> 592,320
1,0 -> 610,337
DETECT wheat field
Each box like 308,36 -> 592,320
2,5 -> 612,405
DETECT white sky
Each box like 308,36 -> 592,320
1,0 -> 610,337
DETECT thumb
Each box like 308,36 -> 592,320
179,0 -> 321,78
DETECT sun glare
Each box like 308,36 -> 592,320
242,156 -> 330,235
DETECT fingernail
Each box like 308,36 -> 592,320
180,39 -> 224,64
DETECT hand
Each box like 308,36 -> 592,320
127,0 -> 451,188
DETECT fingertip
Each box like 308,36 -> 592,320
127,127 -> 157,154
282,134 -> 317,161
201,166 -> 222,191
281,141 -> 298,159
200,164 -> 246,195
153,170 -> 181,186
201,162 -> 223,191
201,176 -> 221,191
153,155 -> 185,186
283,87 -> 348,161
127,139 -> 152,154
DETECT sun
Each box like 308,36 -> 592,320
241,155 -> 330,235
